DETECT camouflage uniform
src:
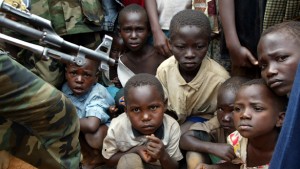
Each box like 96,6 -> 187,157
2,0 -> 105,88
0,51 -> 81,169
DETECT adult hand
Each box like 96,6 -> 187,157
152,30 -> 172,57
229,45 -> 258,69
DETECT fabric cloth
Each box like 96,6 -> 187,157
187,116 -> 225,165
117,153 -> 162,169
263,0 -> 300,31
0,52 -> 81,168
155,0 -> 192,30
102,113 -> 183,165
117,56 -> 135,87
189,116 -> 224,143
227,131 -> 269,169
62,83 -> 114,123
30,0 -> 103,36
270,63 -> 300,169
156,56 -> 230,124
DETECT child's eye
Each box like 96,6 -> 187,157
259,63 -> 267,70
83,73 -> 92,78
175,45 -> 185,49
234,106 -> 241,113
277,55 -> 288,62
217,108 -> 224,112
149,105 -> 158,111
197,45 -> 205,49
70,71 -> 77,76
132,108 -> 140,113
253,106 -> 264,112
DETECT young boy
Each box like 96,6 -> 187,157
62,58 -> 114,169
199,79 -> 288,169
156,9 -> 230,133
257,21 -> 300,168
258,21 -> 300,97
180,77 -> 249,169
117,4 -> 166,87
102,73 -> 183,169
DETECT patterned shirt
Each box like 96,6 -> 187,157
62,83 -> 114,123
227,131 -> 270,169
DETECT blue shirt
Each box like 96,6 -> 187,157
62,83 -> 114,123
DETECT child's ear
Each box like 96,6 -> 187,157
163,98 -> 168,112
276,111 -> 285,127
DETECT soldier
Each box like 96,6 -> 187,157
0,50 -> 81,168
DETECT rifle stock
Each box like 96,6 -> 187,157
0,0 -> 115,68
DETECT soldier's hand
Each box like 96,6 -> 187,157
4,0 -> 27,11
0,150 -> 11,169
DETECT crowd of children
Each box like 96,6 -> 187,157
1,1 -> 300,169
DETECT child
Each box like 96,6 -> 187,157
102,73 -> 183,169
258,21 -> 300,96
200,79 -> 288,169
257,21 -> 300,168
180,77 -> 249,169
117,4 -> 166,87
62,58 -> 114,169
156,9 -> 230,133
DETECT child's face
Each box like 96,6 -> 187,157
233,85 -> 283,139
258,32 -> 300,96
125,85 -> 165,135
119,11 -> 149,52
170,25 -> 209,73
110,36 -> 125,61
216,88 -> 235,133
65,59 -> 98,96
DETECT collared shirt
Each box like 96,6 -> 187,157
62,83 -> 114,123
156,56 -> 230,124
102,113 -> 183,165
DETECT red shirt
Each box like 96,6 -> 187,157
121,0 -> 145,7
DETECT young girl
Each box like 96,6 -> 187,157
198,79 -> 288,169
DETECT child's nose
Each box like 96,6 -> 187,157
185,48 -> 195,58
142,112 -> 150,121
266,63 -> 278,78
75,75 -> 84,83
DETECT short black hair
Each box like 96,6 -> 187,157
241,79 -> 288,112
169,9 -> 211,40
124,73 -> 164,104
219,76 -> 250,95
118,4 -> 148,25
261,21 -> 300,43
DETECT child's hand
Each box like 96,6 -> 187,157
136,146 -> 156,163
211,143 -> 236,162
109,105 -> 118,118
0,150 -> 11,169
146,134 -> 165,161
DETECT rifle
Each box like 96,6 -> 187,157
0,0 -> 115,70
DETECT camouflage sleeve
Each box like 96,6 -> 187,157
0,52 -> 81,169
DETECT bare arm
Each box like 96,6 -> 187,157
145,0 -> 172,57
79,116 -> 101,133
180,131 -> 235,161
219,0 -> 258,69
